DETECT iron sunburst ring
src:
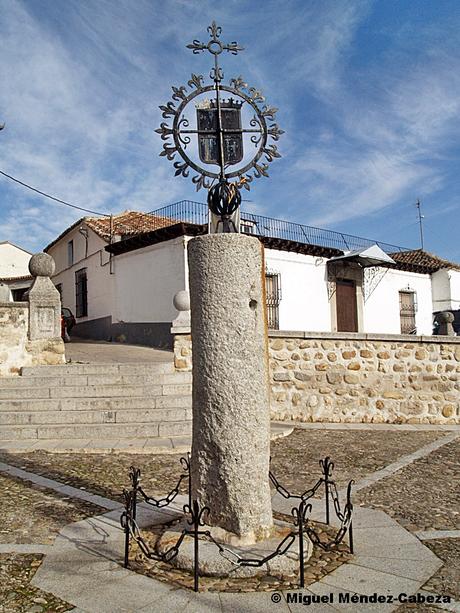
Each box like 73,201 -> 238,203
156,22 -> 284,192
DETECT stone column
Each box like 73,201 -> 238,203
28,253 -> 62,341
188,233 -> 272,544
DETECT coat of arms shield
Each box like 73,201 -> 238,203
196,99 -> 243,166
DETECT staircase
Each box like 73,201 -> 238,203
0,361 -> 192,452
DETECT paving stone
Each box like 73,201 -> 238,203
351,555 -> 442,582
220,591 -> 291,612
318,564 -> 421,598
306,581 -> 395,612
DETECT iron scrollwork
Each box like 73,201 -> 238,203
156,22 -> 283,195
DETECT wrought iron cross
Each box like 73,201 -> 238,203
156,22 -> 283,230
184,22 -> 258,181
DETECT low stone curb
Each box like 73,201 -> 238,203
0,461 -> 121,510
0,423 -> 293,454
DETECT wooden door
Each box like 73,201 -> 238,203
336,279 -> 358,332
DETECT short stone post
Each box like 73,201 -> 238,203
188,233 -> 272,544
28,253 -> 62,341
436,311 -> 456,336
171,290 -> 192,371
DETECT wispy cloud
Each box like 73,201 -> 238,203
0,0 -> 459,261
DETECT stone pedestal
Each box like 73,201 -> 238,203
188,233 -> 272,543
28,253 -> 61,341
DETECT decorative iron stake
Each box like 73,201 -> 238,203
320,457 -> 334,525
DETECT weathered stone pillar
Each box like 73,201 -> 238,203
188,233 -> 272,544
28,253 -> 62,341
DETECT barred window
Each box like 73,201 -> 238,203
265,272 -> 281,330
75,268 -> 88,318
399,290 -> 417,334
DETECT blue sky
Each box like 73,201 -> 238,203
1,0 -> 460,260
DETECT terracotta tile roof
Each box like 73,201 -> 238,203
0,274 -> 33,282
44,210 -> 176,251
85,211 -> 175,241
390,249 -> 460,273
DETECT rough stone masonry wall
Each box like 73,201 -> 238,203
173,331 -> 460,424
0,303 -> 65,376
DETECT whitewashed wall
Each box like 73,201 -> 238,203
450,271 -> 460,310
364,268 -> 433,335
48,223 -> 113,322
0,243 -> 31,277
114,236 -> 187,323
263,249 -> 331,331
432,269 -> 460,312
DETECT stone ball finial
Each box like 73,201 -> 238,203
29,252 -> 55,278
173,290 -> 190,312
437,311 -> 455,324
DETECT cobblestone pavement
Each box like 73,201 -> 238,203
0,427 -> 458,610
0,450 -> 188,503
270,429 -> 443,494
422,538 -> 460,600
355,438 -> 460,533
0,553 -> 73,613
0,430 -> 443,505
0,473 -> 105,544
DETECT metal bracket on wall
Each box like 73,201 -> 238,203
363,266 -> 389,303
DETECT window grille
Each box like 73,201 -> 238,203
399,290 -> 417,334
75,269 -> 88,318
265,272 -> 281,329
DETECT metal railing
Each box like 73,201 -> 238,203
113,199 -> 410,255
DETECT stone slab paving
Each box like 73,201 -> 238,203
65,340 -> 173,364
28,500 -> 445,612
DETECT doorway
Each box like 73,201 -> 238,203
336,279 -> 358,332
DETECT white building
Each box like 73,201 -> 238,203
0,241 -> 33,300
44,201 -> 459,347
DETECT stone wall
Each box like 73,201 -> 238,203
173,330 -> 460,424
0,303 -> 64,375
0,253 -> 65,376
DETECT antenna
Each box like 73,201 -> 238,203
416,199 -> 424,250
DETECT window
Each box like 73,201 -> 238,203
55,283 -> 62,298
75,268 -> 88,317
67,241 -> 74,267
399,290 -> 417,334
12,288 -> 28,301
265,272 -> 281,329
240,219 -> 256,235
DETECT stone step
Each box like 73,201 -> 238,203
0,407 -> 192,426
0,436 -> 191,454
0,383 -> 192,400
0,372 -> 192,388
0,420 -> 192,441
20,362 -> 174,376
0,395 -> 192,412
